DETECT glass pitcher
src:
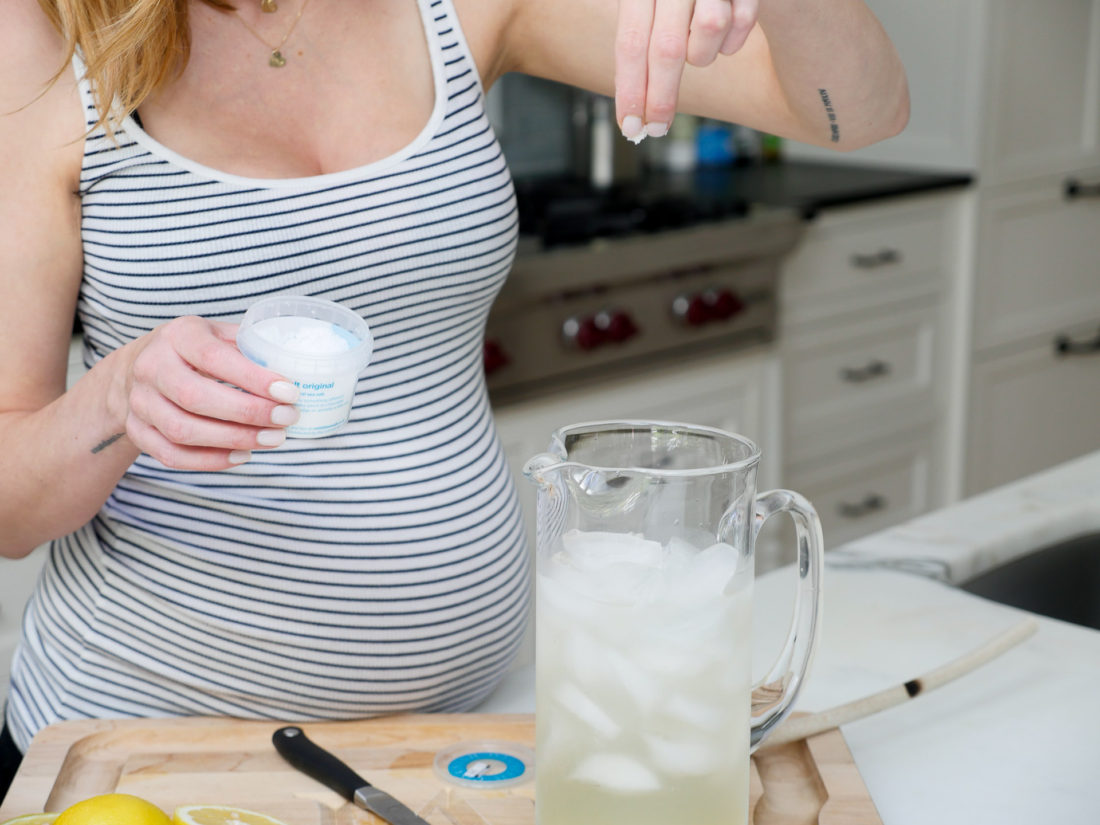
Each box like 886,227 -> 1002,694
524,421 -> 824,825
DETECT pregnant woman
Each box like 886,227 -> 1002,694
0,0 -> 908,799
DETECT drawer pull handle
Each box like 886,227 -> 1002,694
840,360 -> 892,383
850,248 -> 902,269
1064,179 -> 1100,200
837,494 -> 887,519
1054,326 -> 1100,356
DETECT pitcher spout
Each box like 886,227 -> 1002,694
523,452 -> 565,488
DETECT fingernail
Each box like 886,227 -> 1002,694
645,121 -> 670,138
228,450 -> 252,464
270,381 -> 299,403
271,405 -> 300,426
621,115 -> 645,143
256,429 -> 286,447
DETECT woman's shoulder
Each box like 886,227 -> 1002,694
0,1 -> 84,177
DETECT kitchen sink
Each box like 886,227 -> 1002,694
961,532 -> 1100,630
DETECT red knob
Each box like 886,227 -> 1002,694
710,289 -> 746,320
573,317 -> 606,350
686,295 -> 712,327
599,310 -> 640,343
483,339 -> 510,375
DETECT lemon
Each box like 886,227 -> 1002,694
0,815 -> 60,825
171,807 -> 289,825
53,794 -> 170,825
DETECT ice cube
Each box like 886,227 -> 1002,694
664,694 -> 727,730
643,733 -> 721,776
605,647 -> 663,713
569,753 -> 661,793
671,542 -> 741,601
563,628 -> 613,687
561,530 -> 665,570
555,682 -> 621,739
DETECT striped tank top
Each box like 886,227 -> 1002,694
6,0 -> 528,752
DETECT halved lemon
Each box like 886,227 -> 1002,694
0,815 -> 61,825
172,807 -> 290,825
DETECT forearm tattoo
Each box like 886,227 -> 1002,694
91,432 -> 125,454
819,88 -> 840,143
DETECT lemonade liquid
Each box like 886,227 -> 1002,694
536,530 -> 752,825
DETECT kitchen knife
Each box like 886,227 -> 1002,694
272,725 -> 432,825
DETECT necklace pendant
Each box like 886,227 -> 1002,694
269,50 -> 287,68
260,0 -> 278,12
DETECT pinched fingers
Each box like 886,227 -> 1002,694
643,0 -> 695,135
615,0 -> 656,142
687,0 -> 733,67
719,0 -> 759,55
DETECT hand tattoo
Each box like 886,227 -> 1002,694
819,89 -> 840,143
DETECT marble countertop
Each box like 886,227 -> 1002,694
479,450 -> 1100,823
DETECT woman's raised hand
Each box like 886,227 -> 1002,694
117,315 -> 300,470
614,0 -> 759,141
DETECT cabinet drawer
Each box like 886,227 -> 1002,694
781,196 -> 957,322
784,305 -> 939,462
966,324 -> 1100,495
785,431 -> 936,550
975,176 -> 1100,350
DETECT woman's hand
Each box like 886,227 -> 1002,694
116,315 -> 300,471
615,0 -> 759,141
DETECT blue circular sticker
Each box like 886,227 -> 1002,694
447,751 -> 527,783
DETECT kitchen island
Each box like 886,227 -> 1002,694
481,449 -> 1100,824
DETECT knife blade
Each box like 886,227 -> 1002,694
272,725 -> 432,825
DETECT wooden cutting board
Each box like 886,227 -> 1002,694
0,713 -> 881,824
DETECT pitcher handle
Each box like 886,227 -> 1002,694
749,489 -> 824,751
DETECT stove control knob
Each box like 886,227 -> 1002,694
483,338 -> 510,375
709,289 -> 746,320
562,316 -> 606,351
672,293 -> 713,327
597,309 -> 640,343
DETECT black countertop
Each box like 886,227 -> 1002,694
513,160 -> 974,248
683,159 -> 974,218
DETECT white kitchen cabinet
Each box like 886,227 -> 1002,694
785,428 -> 936,551
966,324 -> 1100,495
980,1 -> 1100,186
777,191 -> 965,546
973,177 -> 1100,352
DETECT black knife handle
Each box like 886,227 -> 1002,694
272,726 -> 371,801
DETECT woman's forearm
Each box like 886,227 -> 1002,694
756,0 -> 909,150
0,347 -> 139,558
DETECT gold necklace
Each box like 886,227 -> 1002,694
234,0 -> 312,67
260,0 -> 278,12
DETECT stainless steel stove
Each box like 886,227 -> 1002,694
485,182 -> 804,405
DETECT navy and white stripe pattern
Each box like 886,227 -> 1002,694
6,0 -> 528,752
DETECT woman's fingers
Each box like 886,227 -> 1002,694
123,315 -> 301,471
719,0 -> 759,55
125,411 -> 255,472
615,0 -> 656,141
166,316 -> 296,404
615,0 -> 759,141
644,0 -> 694,135
687,0 -> 733,67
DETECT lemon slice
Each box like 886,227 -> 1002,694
172,807 -> 291,825
0,815 -> 61,825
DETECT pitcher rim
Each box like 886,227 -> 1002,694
548,419 -> 762,476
